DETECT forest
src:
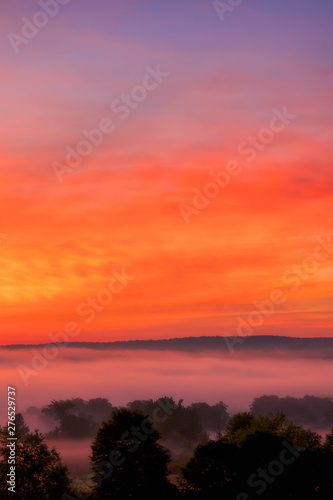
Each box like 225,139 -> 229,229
1,395 -> 333,499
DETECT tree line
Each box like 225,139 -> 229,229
0,396 -> 333,499
24,394 -> 333,442
25,396 -> 229,448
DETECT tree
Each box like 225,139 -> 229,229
86,398 -> 114,422
250,395 -> 333,428
42,399 -> 75,420
90,408 -> 177,499
224,412 -> 255,443
42,399 -> 98,438
191,402 -> 229,435
225,412 -> 322,449
127,396 -> 208,449
0,426 -> 71,499
182,414 -> 333,499
324,429 -> 333,451
127,398 -> 154,414
160,399 -> 207,444
181,439 -> 239,498
15,413 -> 30,436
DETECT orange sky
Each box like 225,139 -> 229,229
1,1 -> 332,344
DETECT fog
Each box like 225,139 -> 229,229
1,345 -> 332,422
1,344 -> 332,477
46,438 -> 93,476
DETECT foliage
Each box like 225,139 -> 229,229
182,439 -> 239,497
181,413 -> 333,499
0,425 -> 71,500
251,394 -> 333,427
9,397 -> 333,498
90,408 -> 177,499
127,396 -> 209,447
15,413 -> 30,436
190,401 -> 229,434
225,411 -> 322,449
41,398 -> 113,439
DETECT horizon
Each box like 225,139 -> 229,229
0,335 -> 333,348
1,333 -> 333,349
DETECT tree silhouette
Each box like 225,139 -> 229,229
15,413 -> 30,435
251,395 -> 333,428
0,426 -> 71,499
90,408 -> 177,499
128,396 -> 208,448
42,399 -> 99,438
182,414 -> 333,499
86,398 -> 113,421
190,401 -> 229,435
225,411 -> 322,449
324,429 -> 333,451
224,412 -> 255,443
182,439 -> 239,498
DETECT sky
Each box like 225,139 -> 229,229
0,0 -> 333,344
